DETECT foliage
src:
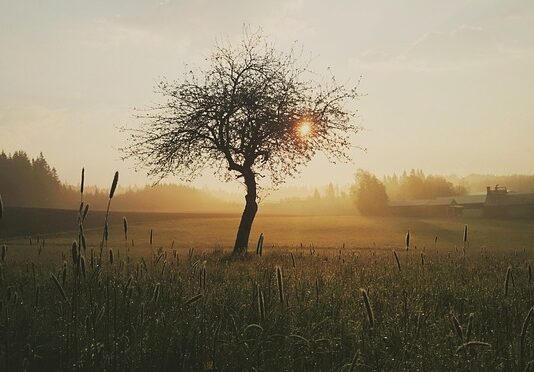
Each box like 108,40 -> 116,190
264,182 -> 354,215
0,150 -> 235,213
121,30 -> 360,253
122,32 -> 360,185
0,150 -> 62,208
351,169 -> 389,215
383,169 -> 467,200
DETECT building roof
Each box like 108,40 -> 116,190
452,194 -> 487,205
389,187 -> 534,210
389,194 -> 486,208
491,192 -> 534,206
389,199 -> 437,207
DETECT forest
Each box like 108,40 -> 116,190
2,150 -> 534,216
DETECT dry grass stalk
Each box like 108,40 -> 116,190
123,217 -> 128,241
276,266 -> 285,306
466,313 -> 474,342
185,294 -> 203,306
104,222 -> 109,242
393,250 -> 401,272
71,241 -> 78,265
257,285 -> 266,322
256,233 -> 264,256
0,193 -> 4,221
450,314 -> 464,342
520,306 -> 534,369
360,288 -> 374,327
80,167 -> 85,195
51,273 -> 69,305
80,256 -> 86,279
109,171 -> 119,199
151,283 -> 160,303
349,351 -> 360,372
61,261 -> 67,285
456,341 -> 491,354
82,204 -> 89,221
505,266 -> 512,296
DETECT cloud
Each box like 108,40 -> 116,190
406,26 -> 498,64
95,0 -> 312,50
354,25 -> 529,71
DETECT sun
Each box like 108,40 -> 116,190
297,121 -> 313,137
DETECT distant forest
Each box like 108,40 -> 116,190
0,151 -> 237,212
1,151 -> 533,214
382,169 -> 468,200
382,170 -> 534,198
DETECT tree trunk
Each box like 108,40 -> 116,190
233,171 -> 258,255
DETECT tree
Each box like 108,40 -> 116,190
122,32 -> 360,255
0,150 -> 62,207
351,170 -> 389,216
388,169 -> 467,200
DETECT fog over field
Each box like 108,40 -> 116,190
1,1 -> 534,371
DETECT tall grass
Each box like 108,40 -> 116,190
360,288 -> 374,327
0,175 -> 533,370
0,192 -> 4,221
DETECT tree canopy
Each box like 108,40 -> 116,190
0,151 -> 62,207
383,169 -> 467,200
122,31 -> 361,254
123,33 -> 360,186
351,169 -> 389,216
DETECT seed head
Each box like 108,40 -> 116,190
109,171 -> 119,199
123,217 -> 128,241
80,168 -> 85,194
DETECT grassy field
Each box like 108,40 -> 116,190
1,211 -> 534,370
3,212 -> 534,257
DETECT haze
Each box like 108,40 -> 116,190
1,0 -> 533,190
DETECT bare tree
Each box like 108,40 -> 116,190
122,32 -> 360,255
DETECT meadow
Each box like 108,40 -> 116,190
1,210 -> 534,371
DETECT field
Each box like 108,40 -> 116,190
1,210 -> 534,371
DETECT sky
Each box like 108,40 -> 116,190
1,0 -> 533,193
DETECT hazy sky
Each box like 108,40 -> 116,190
1,0 -> 533,191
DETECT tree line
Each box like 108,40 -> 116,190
2,151 -> 532,217
0,151 -> 64,208
350,169 -> 534,216
351,169 -> 467,216
0,150 -> 236,212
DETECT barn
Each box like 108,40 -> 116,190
484,186 -> 534,218
388,185 -> 534,219
389,194 -> 485,217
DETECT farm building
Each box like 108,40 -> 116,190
389,185 -> 534,218
389,195 -> 485,217
484,186 -> 534,218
